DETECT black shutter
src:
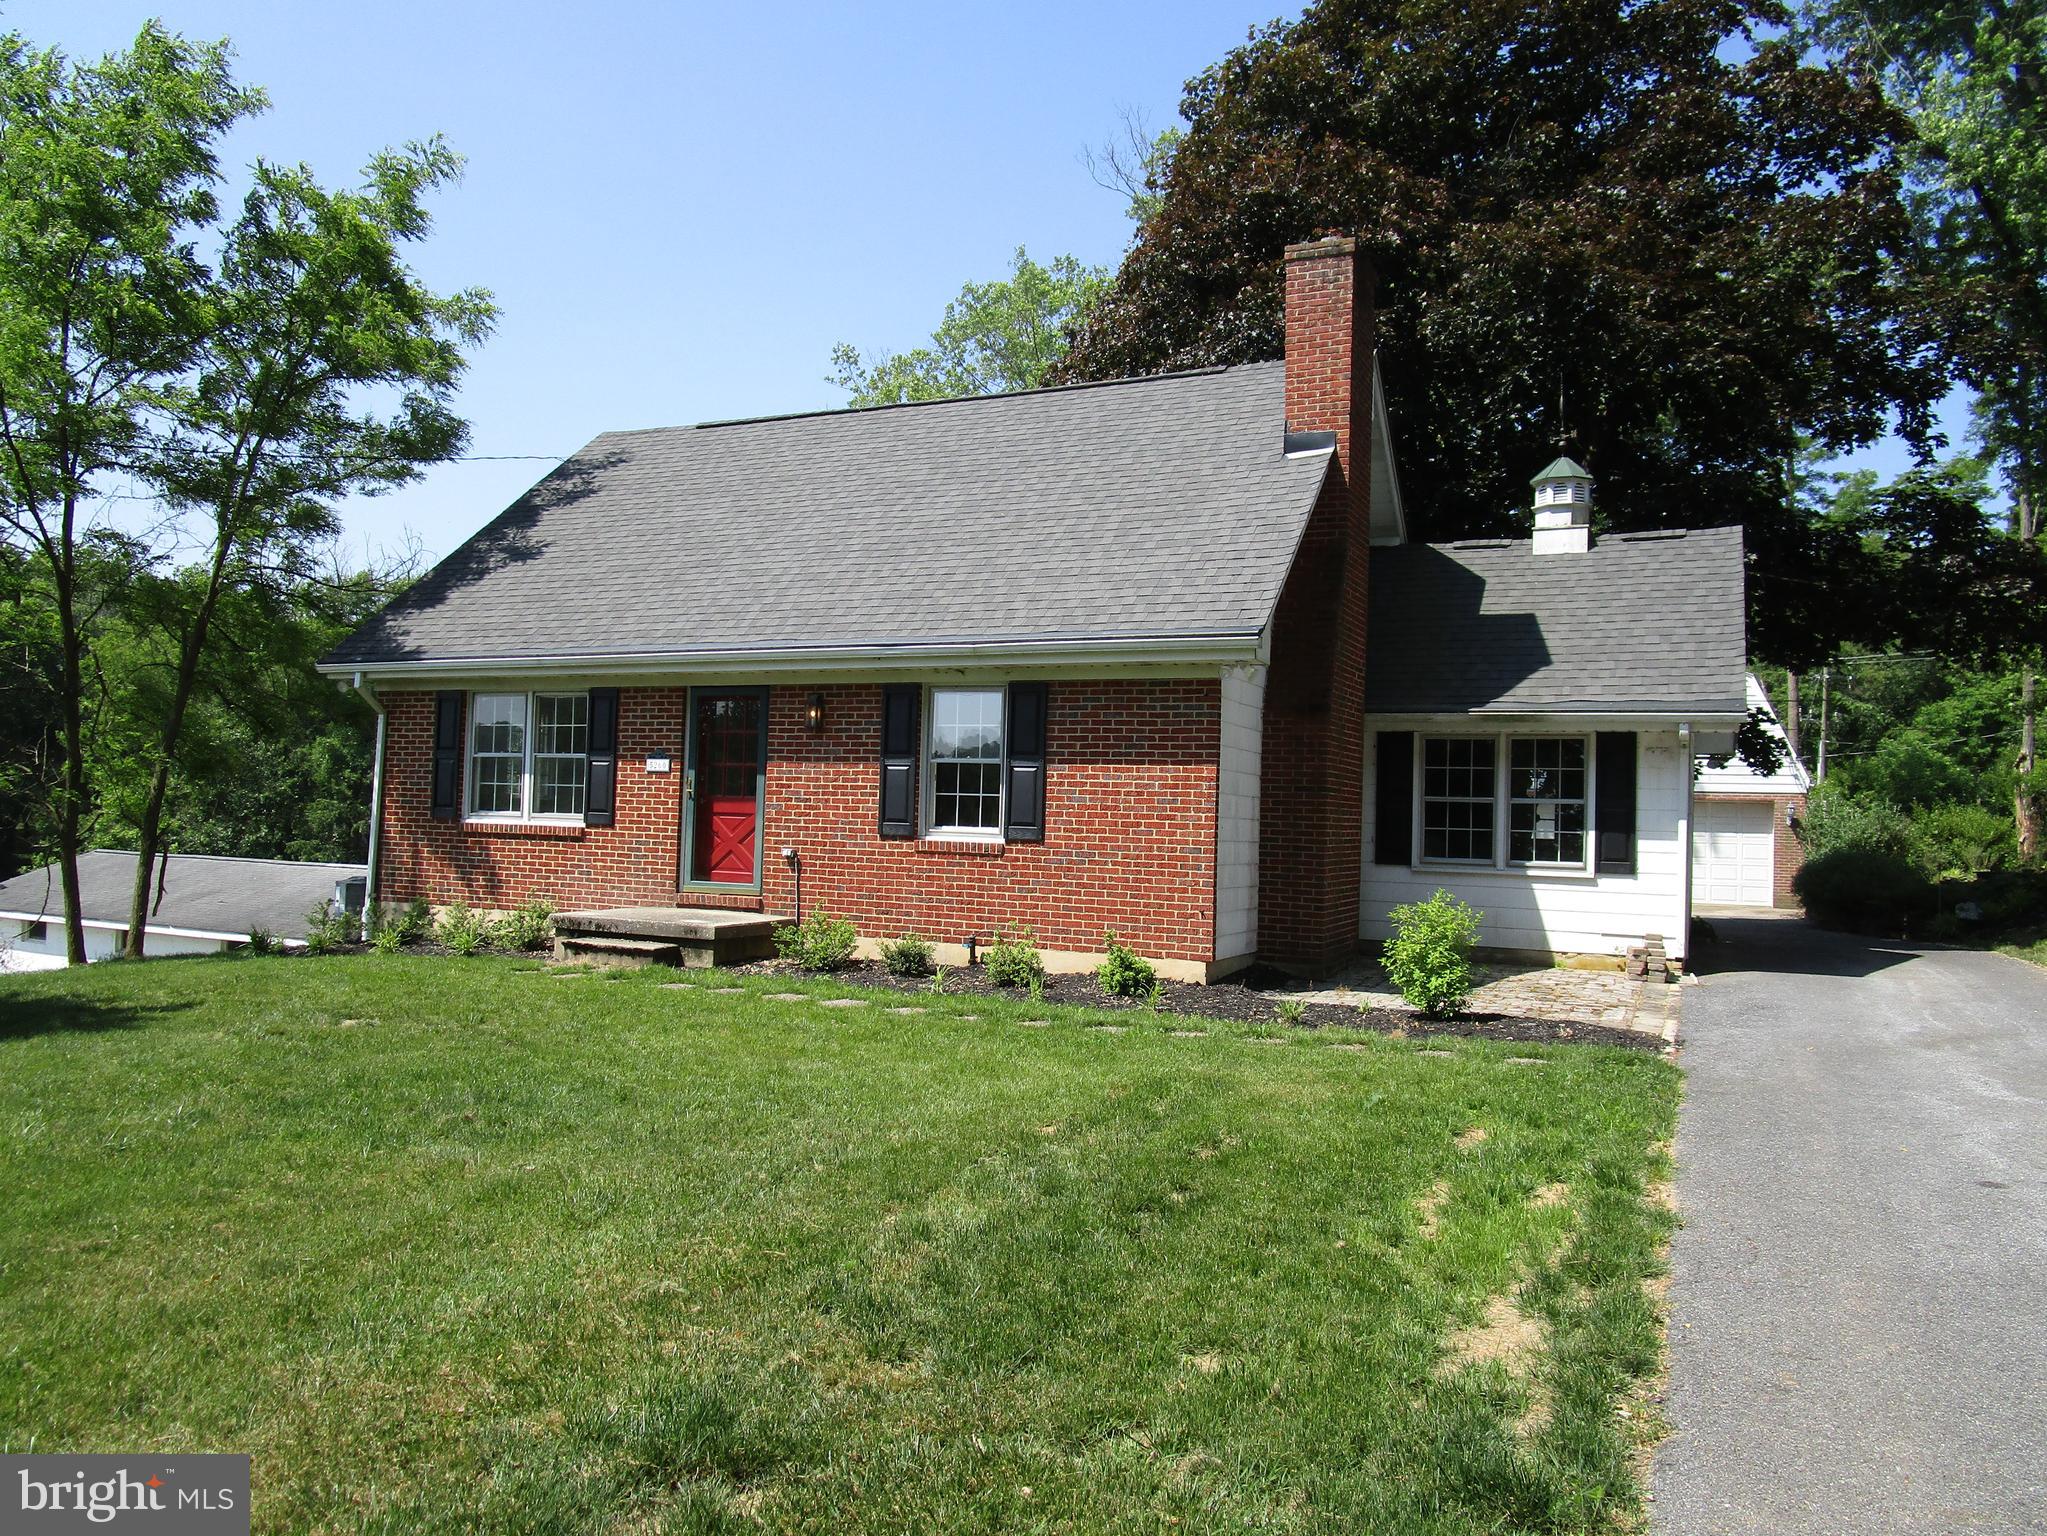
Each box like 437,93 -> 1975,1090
584,687 -> 619,827
879,684 -> 919,838
1596,731 -> 1638,873
431,691 -> 464,821
1003,682 -> 1048,843
1374,731 -> 1413,865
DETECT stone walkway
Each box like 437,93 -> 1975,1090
1266,959 -> 1677,1042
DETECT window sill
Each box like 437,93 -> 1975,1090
1413,860 -> 1598,882
917,834 -> 1006,856
461,818 -> 587,840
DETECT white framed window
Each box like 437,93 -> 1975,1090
1421,736 -> 1497,863
1416,732 -> 1593,872
926,687 -> 1004,835
532,694 -> 590,816
468,691 -> 589,821
1507,737 -> 1586,866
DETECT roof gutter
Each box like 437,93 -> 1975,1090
318,630 -> 1268,684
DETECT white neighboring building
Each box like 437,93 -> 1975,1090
1691,674 -> 1810,909
1359,459 -> 1750,967
0,850 -> 366,971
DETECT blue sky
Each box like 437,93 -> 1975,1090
18,1 -> 1974,565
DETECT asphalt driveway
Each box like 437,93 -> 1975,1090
1652,913 -> 2047,1534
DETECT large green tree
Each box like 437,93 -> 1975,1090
830,247 -> 1108,406
0,25 -> 260,960
1055,0 -> 1963,668
1801,0 -> 2047,853
119,141 -> 495,955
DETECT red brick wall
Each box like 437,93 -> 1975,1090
1774,794 -> 1806,909
376,678 -> 1221,962
1261,235 -> 1375,970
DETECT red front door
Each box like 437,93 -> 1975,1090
690,692 -> 762,885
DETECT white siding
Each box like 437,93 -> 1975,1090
1695,675 -> 1810,797
1360,723 -> 1692,961
1214,664 -> 1265,963
1,919 -> 229,972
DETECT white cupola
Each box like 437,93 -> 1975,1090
1530,455 -> 1593,555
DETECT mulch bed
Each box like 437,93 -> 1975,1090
732,958 -> 1658,1050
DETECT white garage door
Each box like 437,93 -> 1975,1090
1694,799 -> 1775,906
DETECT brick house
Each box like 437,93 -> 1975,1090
322,236 -> 1749,976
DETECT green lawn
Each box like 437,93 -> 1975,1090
0,955 -> 1678,1534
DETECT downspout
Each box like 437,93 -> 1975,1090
1679,722 -> 1694,964
353,672 -> 387,941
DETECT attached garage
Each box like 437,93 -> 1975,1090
1693,798 -> 1777,906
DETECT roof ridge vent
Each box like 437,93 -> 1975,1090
1612,528 -> 1689,542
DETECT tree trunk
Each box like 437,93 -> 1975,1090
51,486 -> 88,966
1816,667 -> 1830,785
56,573 -> 87,965
2019,669 -> 2039,863
2017,484 -> 2041,863
1785,670 -> 1802,767
124,551 -> 230,958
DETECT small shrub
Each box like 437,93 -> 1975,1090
1795,848 -> 1935,933
1383,890 -> 1482,1019
373,897 -> 431,946
774,908 -> 859,971
1096,933 -> 1157,998
302,899 -> 353,955
982,926 -> 1044,988
877,932 -> 936,978
244,926 -> 278,956
1274,997 -> 1307,1026
436,900 -> 485,956
487,898 -> 556,952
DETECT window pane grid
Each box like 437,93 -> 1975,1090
470,694 -> 527,816
929,688 -> 1004,832
531,694 -> 589,816
468,692 -> 592,820
1421,737 -> 1495,862
1508,737 -> 1587,865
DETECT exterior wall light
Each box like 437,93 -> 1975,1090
806,693 -> 825,731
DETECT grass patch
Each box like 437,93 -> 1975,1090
0,954 -> 1678,1532
1999,933 -> 2047,969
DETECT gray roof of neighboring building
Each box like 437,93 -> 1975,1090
0,851 -> 365,941
1364,526 -> 1747,716
326,361 -> 1331,667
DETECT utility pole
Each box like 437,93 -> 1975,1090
1816,667 -> 1830,785
1785,671 -> 1803,768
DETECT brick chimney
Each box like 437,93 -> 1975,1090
1258,235 -> 1377,973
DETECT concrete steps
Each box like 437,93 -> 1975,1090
553,907 -> 788,969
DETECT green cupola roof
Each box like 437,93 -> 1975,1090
1529,455 -> 1592,485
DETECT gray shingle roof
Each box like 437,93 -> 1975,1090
0,851 -> 364,941
1365,527 -> 1747,716
327,362 -> 1329,667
